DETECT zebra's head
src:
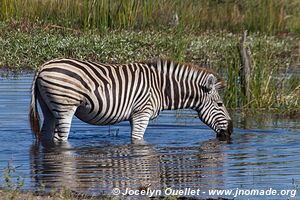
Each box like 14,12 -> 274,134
196,73 -> 233,140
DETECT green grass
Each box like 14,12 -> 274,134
0,0 -> 300,35
1,159 -> 24,190
0,21 -> 299,110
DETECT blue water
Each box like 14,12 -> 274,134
0,74 -> 299,199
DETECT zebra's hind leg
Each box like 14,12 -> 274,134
52,106 -> 77,142
38,95 -> 55,141
130,112 -> 151,141
38,92 -> 78,142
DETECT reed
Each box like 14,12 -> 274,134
186,32 -> 299,110
0,21 -> 299,110
0,0 -> 299,34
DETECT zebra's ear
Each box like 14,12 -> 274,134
206,75 -> 215,91
215,80 -> 226,90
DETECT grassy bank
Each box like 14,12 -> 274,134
0,22 -> 299,110
0,0 -> 300,35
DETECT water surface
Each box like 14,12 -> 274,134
0,74 -> 299,199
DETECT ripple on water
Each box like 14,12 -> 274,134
0,75 -> 299,199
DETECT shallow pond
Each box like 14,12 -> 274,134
0,74 -> 299,199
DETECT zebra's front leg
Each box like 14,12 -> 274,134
130,112 -> 151,141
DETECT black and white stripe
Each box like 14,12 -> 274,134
29,58 -> 232,141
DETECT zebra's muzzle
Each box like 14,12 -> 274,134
217,120 -> 233,140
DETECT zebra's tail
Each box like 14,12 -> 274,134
29,71 -> 41,140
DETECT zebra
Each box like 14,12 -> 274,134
29,58 -> 233,142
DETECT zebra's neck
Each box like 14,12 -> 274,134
151,59 -> 204,111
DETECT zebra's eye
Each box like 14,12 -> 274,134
201,86 -> 210,93
217,102 -> 223,107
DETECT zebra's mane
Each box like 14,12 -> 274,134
146,58 -> 225,89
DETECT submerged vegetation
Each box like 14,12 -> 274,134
0,0 -> 299,110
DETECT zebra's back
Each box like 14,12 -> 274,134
37,59 -> 153,126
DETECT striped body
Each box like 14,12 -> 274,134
29,58 -> 232,142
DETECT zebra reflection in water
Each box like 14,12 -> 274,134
30,141 -> 161,193
30,139 -> 227,194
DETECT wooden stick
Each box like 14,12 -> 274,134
239,30 -> 252,104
